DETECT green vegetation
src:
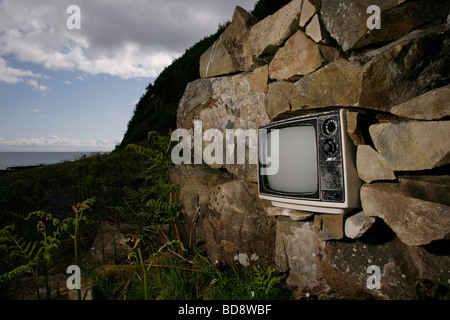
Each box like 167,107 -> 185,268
0,0 -> 295,300
0,132 -> 291,300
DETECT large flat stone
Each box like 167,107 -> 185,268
199,35 -> 238,78
275,217 -> 330,298
248,0 -> 302,64
269,30 -> 323,80
222,6 -> 259,72
177,71 -> 270,182
390,85 -> 450,120
199,6 -> 258,78
204,180 -> 276,267
168,164 -> 232,246
320,0 -> 450,51
361,182 -> 450,246
398,175 -> 450,207
369,121 -> 450,171
320,236 -> 441,300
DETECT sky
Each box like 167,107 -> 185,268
0,0 -> 258,152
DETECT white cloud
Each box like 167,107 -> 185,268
0,135 -> 121,152
0,56 -> 47,83
27,79 -> 50,94
0,0 -> 257,79
32,109 -> 40,113
0,56 -> 51,93
63,80 -> 71,85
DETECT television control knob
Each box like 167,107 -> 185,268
323,139 -> 337,155
323,118 -> 337,135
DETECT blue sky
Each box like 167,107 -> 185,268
0,0 -> 257,152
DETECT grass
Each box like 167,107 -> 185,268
91,252 -> 292,301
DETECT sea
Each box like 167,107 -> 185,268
0,152 -> 100,170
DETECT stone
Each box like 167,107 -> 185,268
176,79 -> 213,128
406,243 -> 450,299
248,0 -> 302,64
299,0 -> 316,27
267,58 -> 364,119
199,35 -> 238,78
222,6 -> 259,72
176,72 -> 270,182
268,30 -> 323,81
248,64 -> 269,93
265,24 -> 450,119
360,183 -> 450,246
320,235 -> 434,300
275,217 -> 330,298
390,85 -> 450,120
320,0 -> 450,51
356,145 -> 396,183
398,175 -> 450,207
178,73 -> 269,131
264,81 -> 295,120
305,14 -> 323,42
352,0 -> 450,51
199,6 -> 258,77
344,211 -> 376,239
320,0 -> 397,51
317,44 -> 341,64
369,121 -> 450,171
203,180 -> 276,267
168,164 -> 232,246
86,222 -> 132,265
313,214 -> 345,241
346,110 -> 367,146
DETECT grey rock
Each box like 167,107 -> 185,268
320,0 -> 450,51
199,6 -> 258,77
356,145 -> 396,183
168,164 -> 231,247
361,182 -> 450,246
275,217 -> 330,298
269,30 -> 323,81
390,85 -> 450,120
344,211 -> 376,239
313,214 -> 345,241
176,72 -> 270,182
204,180 -> 276,267
86,222 -> 132,265
248,0 -> 302,64
369,121 -> 450,171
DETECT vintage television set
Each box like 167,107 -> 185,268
258,109 -> 361,214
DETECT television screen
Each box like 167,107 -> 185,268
266,125 -> 318,193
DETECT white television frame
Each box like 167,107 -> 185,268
258,109 -> 361,214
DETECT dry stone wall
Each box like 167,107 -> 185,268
169,0 -> 450,299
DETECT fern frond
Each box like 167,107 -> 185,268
0,264 -> 34,282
